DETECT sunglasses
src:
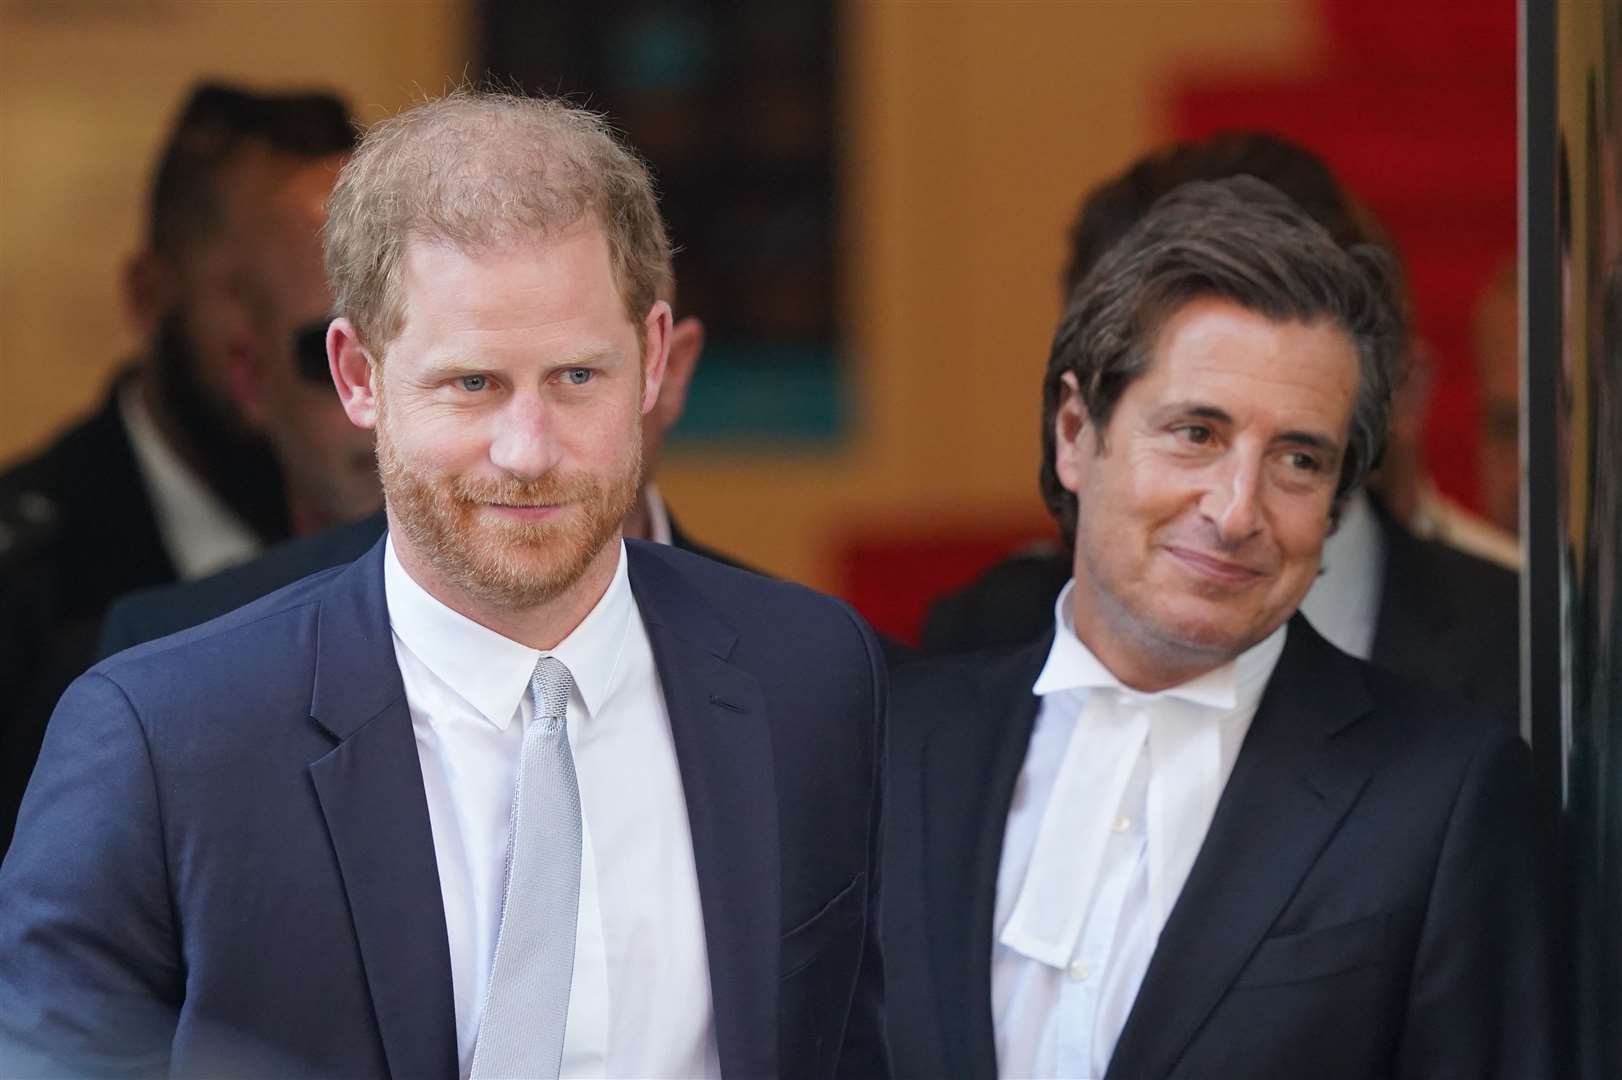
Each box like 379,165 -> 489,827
294,320 -> 332,384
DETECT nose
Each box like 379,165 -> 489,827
1201,448 -> 1264,547
487,392 -> 564,480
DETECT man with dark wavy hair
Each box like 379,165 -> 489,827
920,134 -> 1521,731
882,177 -> 1553,1079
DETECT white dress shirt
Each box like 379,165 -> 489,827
1299,488 -> 1383,660
641,483 -> 674,547
992,581 -> 1286,1079
1410,479 -> 1522,570
385,538 -> 720,1080
119,378 -> 262,580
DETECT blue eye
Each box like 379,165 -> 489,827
458,375 -> 487,392
563,368 -> 593,386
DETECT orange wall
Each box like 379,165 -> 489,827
0,0 -> 468,457
1,0 -> 1315,593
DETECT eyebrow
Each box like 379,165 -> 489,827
550,345 -> 621,369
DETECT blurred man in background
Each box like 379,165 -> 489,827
921,132 -> 1519,716
227,153 -> 383,535
0,82 -> 356,849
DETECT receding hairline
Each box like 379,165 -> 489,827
323,89 -> 673,360
365,216 -> 662,357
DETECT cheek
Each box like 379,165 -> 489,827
1272,503 -> 1333,566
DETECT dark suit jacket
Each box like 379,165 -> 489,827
97,509 -> 747,660
0,381 -> 178,854
883,616 -> 1555,1079
919,496 -> 1520,712
0,539 -> 888,1080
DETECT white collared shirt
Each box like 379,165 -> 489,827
385,538 -> 720,1080
1410,479 -> 1522,570
1299,488 -> 1383,660
992,581 -> 1286,1079
641,483 -> 674,547
119,378 -> 262,580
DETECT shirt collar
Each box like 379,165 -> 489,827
119,376 -> 262,580
1033,578 -> 1286,712
643,483 -> 674,547
383,535 -> 633,730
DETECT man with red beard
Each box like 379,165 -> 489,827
0,90 -> 888,1080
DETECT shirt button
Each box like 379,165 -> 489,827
1068,961 -> 1090,982
1112,815 -> 1132,833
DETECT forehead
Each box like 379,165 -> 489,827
1127,295 -> 1361,432
392,225 -> 630,348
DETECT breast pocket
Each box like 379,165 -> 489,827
780,873 -> 866,1080
1233,911 -> 1388,989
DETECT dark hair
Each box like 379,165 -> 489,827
147,81 -> 356,255
1039,176 -> 1406,544
1062,132 -> 1370,300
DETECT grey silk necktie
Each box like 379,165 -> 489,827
470,656 -> 582,1080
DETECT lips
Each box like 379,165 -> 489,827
483,502 -> 563,522
1163,545 -> 1268,585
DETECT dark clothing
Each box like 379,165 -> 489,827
0,383 -> 177,853
882,616 -> 1556,1079
0,539 -> 889,1079
919,497 -> 1520,713
97,511 -> 747,659
97,511 -> 386,658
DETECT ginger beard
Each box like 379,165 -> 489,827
374,386 -> 643,610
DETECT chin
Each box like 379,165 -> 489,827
1145,602 -> 1267,659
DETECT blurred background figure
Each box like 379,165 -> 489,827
0,81 -> 356,848
921,132 -> 1519,719
226,154 -> 383,536
1372,337 -> 1521,568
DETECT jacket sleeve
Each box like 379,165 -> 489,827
834,613 -> 894,1079
1396,730 -> 1560,1079
0,671 -> 182,1077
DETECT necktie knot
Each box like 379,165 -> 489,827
531,656 -> 575,731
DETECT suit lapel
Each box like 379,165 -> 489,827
627,543 -> 779,1080
923,637 -> 1050,1077
306,540 -> 458,1080
1106,617 -> 1378,1080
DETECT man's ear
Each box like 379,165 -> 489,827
1053,372 -> 1093,495
639,300 -> 674,415
123,249 -> 174,337
328,318 -> 380,429
648,315 -> 704,437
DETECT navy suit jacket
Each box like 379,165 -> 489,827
0,539 -> 888,1079
883,616 -> 1557,1079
